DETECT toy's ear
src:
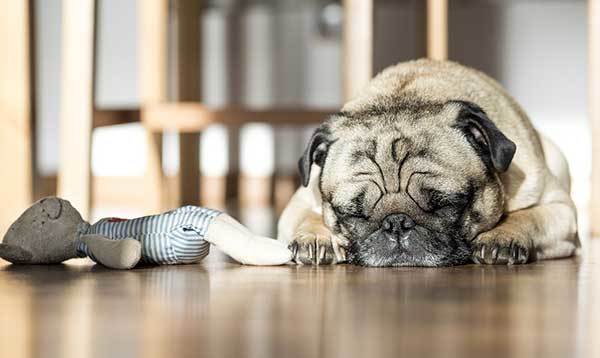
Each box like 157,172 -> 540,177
40,197 -> 62,219
451,100 -> 516,172
0,243 -> 34,264
298,125 -> 333,187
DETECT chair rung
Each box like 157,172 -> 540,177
142,103 -> 334,132
94,108 -> 140,128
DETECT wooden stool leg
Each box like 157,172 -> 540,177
342,0 -> 373,101
226,126 -> 240,208
57,0 -> 96,219
174,0 -> 202,206
0,0 -> 34,233
146,131 -> 165,211
139,0 -> 168,212
178,133 -> 200,205
427,0 -> 448,60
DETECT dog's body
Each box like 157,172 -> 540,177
278,59 -> 579,266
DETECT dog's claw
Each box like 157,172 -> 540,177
289,235 -> 337,265
288,242 -> 298,264
491,247 -> 498,261
338,247 -> 346,262
471,232 -> 532,265
290,221 -> 343,265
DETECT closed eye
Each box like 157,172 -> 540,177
335,181 -> 384,219
428,190 -> 451,210
333,205 -> 369,220
429,191 -> 470,218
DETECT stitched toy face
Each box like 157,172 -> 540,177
2,197 -> 86,263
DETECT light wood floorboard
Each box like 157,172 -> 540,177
0,233 -> 598,358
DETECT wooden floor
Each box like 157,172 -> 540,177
1,239 -> 599,358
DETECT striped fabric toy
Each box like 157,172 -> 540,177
77,206 -> 221,265
1,197 -> 292,269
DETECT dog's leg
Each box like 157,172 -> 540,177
278,190 -> 345,265
472,176 -> 578,264
289,210 -> 343,265
277,165 -> 346,265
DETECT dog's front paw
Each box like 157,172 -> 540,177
471,230 -> 533,265
289,218 -> 347,265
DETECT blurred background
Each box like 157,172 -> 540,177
0,0 -> 595,244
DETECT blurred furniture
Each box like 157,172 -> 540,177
138,0 -> 333,213
427,0 -> 447,60
57,0 -> 376,218
58,0 -> 96,219
0,0 -> 34,235
57,0 -> 600,236
4,0 -> 599,236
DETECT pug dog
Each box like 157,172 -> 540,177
278,59 -> 579,266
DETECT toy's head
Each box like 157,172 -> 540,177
0,197 -> 87,264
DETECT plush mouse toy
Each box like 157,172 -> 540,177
0,197 -> 292,269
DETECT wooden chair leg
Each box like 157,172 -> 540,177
139,0 -> 168,212
427,0 -> 448,60
0,0 -> 34,233
146,131 -> 165,211
57,0 -> 96,219
174,0 -> 202,206
225,126 -> 240,208
342,0 -> 373,101
178,133 -> 200,205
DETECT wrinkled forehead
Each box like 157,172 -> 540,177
328,121 -> 470,165
328,100 -> 464,151
322,115 -> 485,194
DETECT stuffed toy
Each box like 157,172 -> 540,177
0,197 -> 292,269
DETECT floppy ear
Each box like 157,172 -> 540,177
298,126 -> 332,187
452,100 -> 516,172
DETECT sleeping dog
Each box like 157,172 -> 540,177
278,59 -> 579,266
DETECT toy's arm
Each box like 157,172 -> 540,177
80,234 -> 142,269
205,214 -> 293,265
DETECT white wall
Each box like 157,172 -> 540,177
449,0 -> 590,237
450,0 -> 587,116
34,0 -> 62,176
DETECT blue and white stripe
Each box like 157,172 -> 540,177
77,206 -> 221,265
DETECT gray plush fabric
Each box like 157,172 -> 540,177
81,235 -> 142,269
0,197 -> 87,264
0,243 -> 33,263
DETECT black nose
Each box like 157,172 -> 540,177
382,213 -> 415,233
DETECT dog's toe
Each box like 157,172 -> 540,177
290,233 -> 335,265
471,231 -> 532,265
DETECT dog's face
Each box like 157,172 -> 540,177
299,99 -> 516,267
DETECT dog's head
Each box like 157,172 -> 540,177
299,99 -> 515,267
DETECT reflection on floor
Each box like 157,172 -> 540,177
1,228 -> 599,358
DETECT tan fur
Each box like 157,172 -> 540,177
279,59 -> 579,265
